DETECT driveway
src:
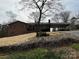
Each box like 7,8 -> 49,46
64,31 -> 79,37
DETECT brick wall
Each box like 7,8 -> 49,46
7,21 -> 29,36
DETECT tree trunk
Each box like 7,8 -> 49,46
36,10 -> 42,36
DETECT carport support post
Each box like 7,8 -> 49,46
48,19 -> 50,32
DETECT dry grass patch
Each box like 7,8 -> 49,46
0,32 -> 62,47
0,33 -> 36,47
0,31 -> 78,47
47,32 -> 62,37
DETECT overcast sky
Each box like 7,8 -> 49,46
0,0 -> 79,24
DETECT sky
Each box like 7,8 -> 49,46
0,0 -> 79,24
62,0 -> 79,11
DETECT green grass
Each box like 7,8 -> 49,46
0,48 -> 67,59
71,44 -> 79,51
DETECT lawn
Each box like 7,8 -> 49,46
0,32 -> 62,47
0,32 -> 79,59
0,48 -> 72,59
71,44 -> 79,51
0,33 -> 36,47
0,46 -> 78,59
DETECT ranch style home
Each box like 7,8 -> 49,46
2,21 -> 69,37
1,19 -> 79,37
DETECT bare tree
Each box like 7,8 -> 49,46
60,11 -> 70,23
28,11 -> 41,23
52,14 -> 60,23
19,0 -> 63,22
69,12 -> 79,30
75,12 -> 79,18
67,17 -> 77,30
19,0 -> 63,36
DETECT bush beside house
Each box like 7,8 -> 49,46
0,25 -> 8,37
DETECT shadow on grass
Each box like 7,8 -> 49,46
0,37 -> 78,59
0,37 -> 79,53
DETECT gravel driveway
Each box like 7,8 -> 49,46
64,31 -> 79,37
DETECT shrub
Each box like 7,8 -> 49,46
36,32 -> 49,37
71,44 -> 79,51
7,48 -> 64,59
0,25 -> 8,37
0,29 -> 7,37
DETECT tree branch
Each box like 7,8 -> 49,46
42,9 -> 49,14
33,0 -> 41,10
41,0 -> 47,10
42,13 -> 50,16
36,0 -> 40,3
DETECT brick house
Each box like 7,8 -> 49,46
7,21 -> 35,36
0,21 -> 70,37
